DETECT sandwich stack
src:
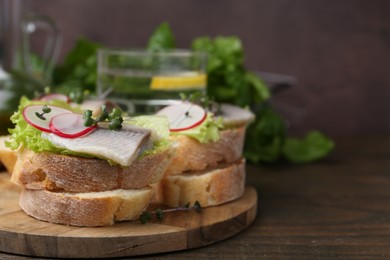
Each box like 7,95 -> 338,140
153,103 -> 255,208
1,96 -> 254,227
6,97 -> 174,226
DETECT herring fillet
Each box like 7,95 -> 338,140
41,128 -> 151,166
216,103 -> 255,127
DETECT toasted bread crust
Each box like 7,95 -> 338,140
164,127 -> 246,175
12,147 -> 174,192
154,159 -> 246,207
19,188 -> 153,226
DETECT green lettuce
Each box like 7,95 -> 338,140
283,131 -> 335,163
171,113 -> 223,143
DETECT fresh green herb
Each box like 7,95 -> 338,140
108,108 -> 122,120
52,38 -> 102,94
139,212 -> 152,224
83,106 -> 123,130
3,69 -> 46,113
35,105 -> 52,120
192,36 -> 270,106
107,108 -> 123,130
243,106 -> 286,163
42,105 -> 51,113
68,89 -> 90,104
139,201 -> 203,224
180,91 -> 220,114
96,106 -> 109,121
283,131 -> 335,163
147,22 -> 176,51
108,116 -> 123,130
188,32 -> 333,164
83,110 -> 95,126
155,208 -> 164,221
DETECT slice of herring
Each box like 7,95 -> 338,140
42,126 -> 151,166
216,103 -> 256,127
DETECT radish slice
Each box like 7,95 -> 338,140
40,93 -> 70,103
23,105 -> 72,132
50,113 -> 96,138
156,103 -> 207,131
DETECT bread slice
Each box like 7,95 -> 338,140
19,187 -> 153,226
164,127 -> 246,175
0,135 -> 17,174
11,147 -> 174,192
154,159 -> 246,208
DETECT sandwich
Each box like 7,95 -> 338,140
152,99 -> 255,208
1,93 -> 254,226
5,95 -> 174,226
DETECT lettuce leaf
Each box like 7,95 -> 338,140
283,131 -> 335,163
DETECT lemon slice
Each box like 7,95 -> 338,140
150,72 -> 207,90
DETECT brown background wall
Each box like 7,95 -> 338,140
29,0 -> 390,138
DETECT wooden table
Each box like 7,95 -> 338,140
1,136 -> 390,259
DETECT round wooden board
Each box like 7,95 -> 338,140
0,173 -> 257,258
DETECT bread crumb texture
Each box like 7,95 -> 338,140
19,188 -> 153,226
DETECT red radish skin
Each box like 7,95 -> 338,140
50,113 -> 96,138
169,112 -> 207,132
23,105 -> 72,133
156,103 -> 207,132
40,93 -> 71,103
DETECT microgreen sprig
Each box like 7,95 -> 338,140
83,110 -> 95,126
83,105 -> 123,130
35,105 -> 51,120
180,92 -> 220,114
139,201 -> 202,224
69,90 -> 89,104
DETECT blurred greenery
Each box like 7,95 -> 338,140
147,22 -> 176,51
52,38 -> 101,94
3,22 -> 334,164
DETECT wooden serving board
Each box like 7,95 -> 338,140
0,172 -> 257,258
